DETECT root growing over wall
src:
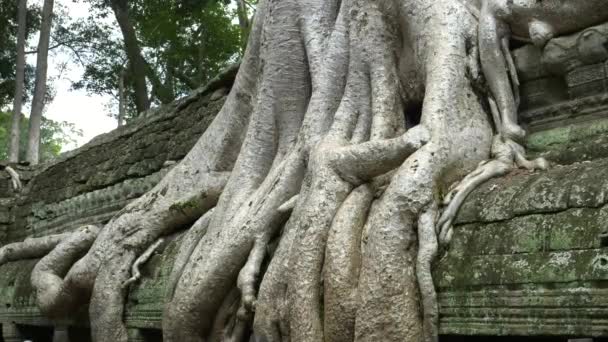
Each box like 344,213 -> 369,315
0,0 -> 547,341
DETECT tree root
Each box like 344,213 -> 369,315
165,209 -> 214,300
277,195 -> 299,213
0,1 -> 541,341
122,238 -> 165,290
4,166 -> 22,192
416,204 -> 440,342
31,225 -> 100,318
438,135 -> 549,246
0,233 -> 70,266
237,237 -> 268,311
323,184 -> 373,342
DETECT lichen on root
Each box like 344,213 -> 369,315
0,0 -> 550,341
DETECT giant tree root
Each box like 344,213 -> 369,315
0,233 -> 70,266
0,1 -> 539,341
31,225 -> 100,318
418,135 -> 549,342
438,135 -> 549,246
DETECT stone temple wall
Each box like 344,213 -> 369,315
2,25 -> 608,340
0,70 -> 233,339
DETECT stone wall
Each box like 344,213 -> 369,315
437,158 -> 608,336
2,85 -> 229,247
2,26 -> 608,338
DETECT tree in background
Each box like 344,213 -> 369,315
26,0 -> 55,165
72,0 -> 241,123
8,0 -> 27,162
0,0 -> 37,109
0,110 -> 81,162
0,0 -> 40,162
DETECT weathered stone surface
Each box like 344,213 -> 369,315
3,89 -> 225,246
435,156 -> 608,337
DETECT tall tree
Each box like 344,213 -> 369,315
117,67 -> 126,127
25,0 -> 54,165
235,0 -> 250,42
108,0 -> 150,113
72,0 -> 240,123
8,0 -> 27,162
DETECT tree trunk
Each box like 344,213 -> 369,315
8,0 -> 27,163
5,0 -> 541,341
235,0 -> 250,43
110,0 -> 150,114
117,68 -> 126,127
26,0 -> 54,165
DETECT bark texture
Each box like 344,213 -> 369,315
110,0 -> 150,113
2,0 -> 546,341
26,0 -> 54,165
9,0 -> 27,162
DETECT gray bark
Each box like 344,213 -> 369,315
2,0 -> 557,341
8,0 -> 27,163
117,68 -> 126,127
26,0 -> 54,165
110,0 -> 150,113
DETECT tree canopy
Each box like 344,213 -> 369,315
0,0 -> 39,109
70,0 -> 243,121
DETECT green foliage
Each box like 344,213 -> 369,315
71,0 -> 242,122
132,0 -> 241,89
0,111 -> 82,162
0,0 -> 41,109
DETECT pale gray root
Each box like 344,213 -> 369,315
31,225 -> 100,318
88,172 -> 230,342
63,172 -> 228,290
323,185 -> 373,342
437,135 -> 549,246
277,195 -> 299,213
416,204 -> 440,342
501,37 -> 520,108
165,209 -> 214,300
122,237 -> 165,290
4,166 -> 22,192
286,11 -> 431,336
354,1 -> 492,341
0,233 -> 70,266
253,192 -> 310,342
478,0 -> 526,141
17,0 -> 556,341
479,0 -> 608,138
162,0 -> 317,339
237,237 -> 268,311
209,288 -> 249,342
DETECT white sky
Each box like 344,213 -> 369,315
25,0 -> 118,151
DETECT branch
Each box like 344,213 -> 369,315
25,37 -> 87,55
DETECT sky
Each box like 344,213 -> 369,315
25,0 -> 118,151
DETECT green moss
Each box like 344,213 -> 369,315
169,199 -> 198,212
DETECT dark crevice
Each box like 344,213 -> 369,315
404,100 -> 423,129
